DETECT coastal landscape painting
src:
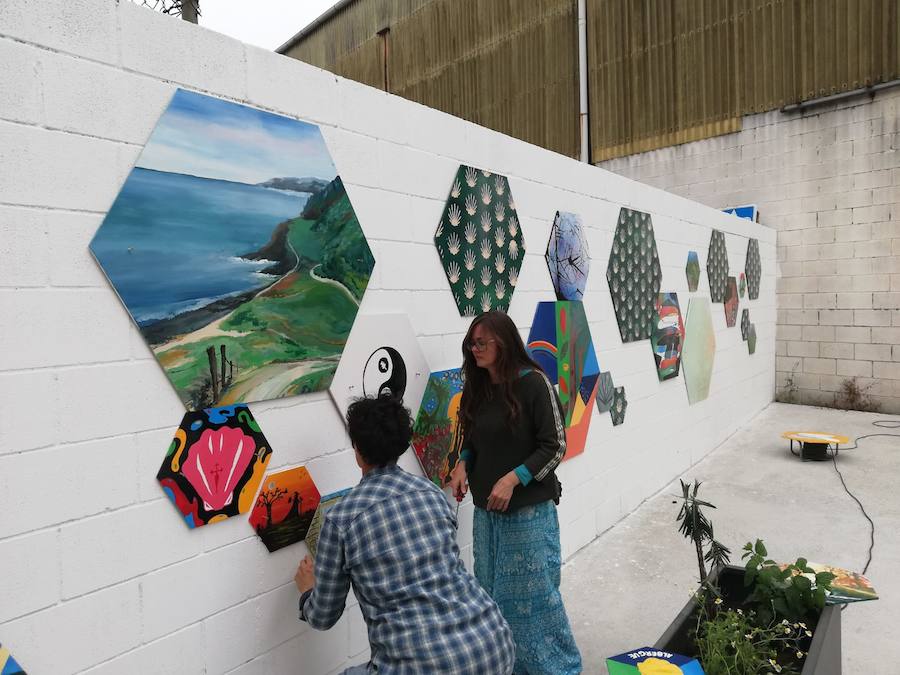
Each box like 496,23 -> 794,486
90,89 -> 374,409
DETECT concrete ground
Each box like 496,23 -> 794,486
562,402 -> 899,674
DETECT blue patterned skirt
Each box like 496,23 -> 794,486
473,501 -> 582,675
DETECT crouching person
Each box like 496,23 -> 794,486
295,394 -> 515,675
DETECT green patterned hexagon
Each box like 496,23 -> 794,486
746,238 -> 761,300
434,165 -> 525,316
606,208 -> 663,342
707,229 -> 729,303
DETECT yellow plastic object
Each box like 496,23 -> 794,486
781,431 -> 850,445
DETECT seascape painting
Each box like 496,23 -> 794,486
90,89 -> 374,410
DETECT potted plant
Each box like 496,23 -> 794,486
655,481 -> 842,674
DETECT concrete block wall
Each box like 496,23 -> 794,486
0,1 -> 774,673
599,88 -> 900,412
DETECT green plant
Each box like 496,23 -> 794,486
675,480 -> 731,591
834,377 -> 879,412
693,591 -> 811,675
742,539 -> 836,625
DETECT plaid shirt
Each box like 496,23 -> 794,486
300,464 -> 514,674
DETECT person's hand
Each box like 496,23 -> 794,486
295,555 -> 315,594
486,471 -> 520,512
449,460 -> 468,502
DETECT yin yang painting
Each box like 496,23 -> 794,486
328,314 -> 430,422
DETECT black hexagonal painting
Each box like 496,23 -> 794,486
607,208 -> 663,342
707,230 -> 729,303
435,165 -> 525,316
746,238 -> 761,300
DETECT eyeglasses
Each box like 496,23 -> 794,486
467,338 -> 497,352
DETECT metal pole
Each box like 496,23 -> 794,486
577,0 -> 589,163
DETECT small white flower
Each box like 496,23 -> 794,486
714,598 -> 723,605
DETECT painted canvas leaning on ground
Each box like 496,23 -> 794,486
90,89 -> 374,410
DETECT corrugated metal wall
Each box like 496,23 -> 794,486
284,0 -> 580,158
589,0 -> 900,162
283,0 -> 899,162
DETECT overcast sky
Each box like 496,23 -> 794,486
197,0 -> 339,51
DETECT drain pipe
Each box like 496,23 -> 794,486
577,0 -> 589,163
781,78 -> 900,113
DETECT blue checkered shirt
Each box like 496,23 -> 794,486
300,464 -> 514,674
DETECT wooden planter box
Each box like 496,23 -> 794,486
655,566 -> 842,674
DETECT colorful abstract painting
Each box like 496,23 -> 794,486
0,645 -> 25,675
724,276 -> 739,327
607,647 -> 704,675
249,466 -> 321,553
596,371 -> 615,413
305,487 -> 351,559
412,369 -> 465,487
90,89 -> 374,410
651,292 -> 685,381
434,165 -> 525,316
685,251 -> 700,292
328,314 -> 429,421
681,298 -> 717,405
527,301 -> 600,460
746,238 -> 761,300
707,230 -> 729,303
610,387 -> 627,426
157,404 -> 273,528
546,211 -> 590,301
607,208 -> 663,342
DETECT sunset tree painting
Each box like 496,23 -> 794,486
249,466 -> 321,553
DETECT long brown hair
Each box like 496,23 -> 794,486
457,311 -> 543,435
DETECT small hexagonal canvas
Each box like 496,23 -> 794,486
595,371 -> 615,413
527,301 -> 600,460
747,324 -> 758,354
724,276 -> 739,327
739,272 -> 746,298
607,208 -> 663,342
681,298 -> 717,405
90,89 -> 374,410
249,466 -> 321,553
158,405 -> 273,528
746,238 -> 762,300
685,251 -> 700,292
328,314 -> 430,421
741,308 -> 751,341
651,292 -> 685,381
546,211 -> 590,301
435,166 -> 524,316
707,230 -> 729,303
412,369 -> 465,487
610,387 -> 627,426
305,487 -> 351,559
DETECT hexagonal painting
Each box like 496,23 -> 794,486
329,313 -> 430,422
741,309 -> 751,341
527,301 -> 600,460
546,211 -> 590,301
686,251 -> 700,292
435,165 -> 524,316
607,208 -> 663,342
724,276 -> 739,327
707,230 -> 729,303
746,238 -> 761,300
595,371 -> 615,413
610,387 -> 627,426
305,487 -> 351,559
681,298 -> 717,405
0,643 -> 26,675
747,324 -> 758,354
249,466 -> 320,553
651,292 -> 685,381
412,369 -> 464,487
89,89 -> 374,410
157,404 -> 273,529
739,272 -> 746,298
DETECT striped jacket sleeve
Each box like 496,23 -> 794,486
521,370 -> 567,482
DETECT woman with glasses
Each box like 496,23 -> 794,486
449,311 -> 582,675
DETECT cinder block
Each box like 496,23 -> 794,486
873,291 -> 900,309
804,357 -> 836,375
872,327 -> 900,344
855,343 -> 892,361
60,500 -> 202,598
801,325 -> 835,342
0,39 -> 45,125
816,209 -> 853,228
2,0 -> 119,63
0,369 -> 58,454
873,361 -> 900,380
820,342 -> 854,359
0,205 -> 50,287
818,309 -> 854,325
854,309 -> 894,327
80,625 -> 205,675
836,359 -> 873,377
0,581 -> 141,674
119,1 -> 248,101
802,293 -> 836,309
836,326 -> 871,343
787,341 -> 819,357
0,529 -> 59,623
853,169 -> 893,190
836,292 -> 873,309
855,240 -> 891,258
851,274 -> 891,292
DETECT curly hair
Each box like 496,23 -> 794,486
346,394 -> 413,467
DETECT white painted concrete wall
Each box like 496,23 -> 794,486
0,1 -> 774,673
599,89 -> 900,412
